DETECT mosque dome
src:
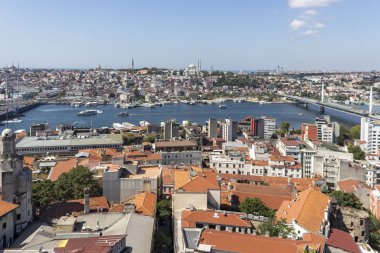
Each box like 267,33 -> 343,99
2,128 -> 13,138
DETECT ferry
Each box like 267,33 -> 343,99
117,112 -> 129,117
77,110 -> 102,116
2,118 -> 22,124
218,105 -> 226,109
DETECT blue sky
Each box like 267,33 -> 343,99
0,0 -> 379,71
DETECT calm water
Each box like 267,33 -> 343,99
0,101 -> 361,132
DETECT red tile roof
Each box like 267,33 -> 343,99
0,200 -> 18,217
199,229 -> 323,253
337,178 -> 371,193
48,158 -> 77,181
326,229 -> 360,253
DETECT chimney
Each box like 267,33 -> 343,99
84,187 -> 90,215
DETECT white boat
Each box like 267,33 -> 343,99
71,102 -> 83,107
140,120 -> 151,126
298,113 -> 303,116
85,102 -> 98,107
77,110 -> 102,116
218,105 -> 226,109
2,118 -> 22,123
141,103 -> 155,108
259,101 -> 269,105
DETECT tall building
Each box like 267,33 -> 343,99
361,117 -> 380,154
0,129 -> 33,241
163,120 -> 180,140
221,119 -> 237,142
251,117 -> 276,140
315,116 -> 339,143
208,119 -> 218,138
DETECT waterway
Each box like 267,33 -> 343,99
0,101 -> 361,132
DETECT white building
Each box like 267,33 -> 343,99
262,117 -> 276,140
361,117 -> 380,154
222,119 -> 233,142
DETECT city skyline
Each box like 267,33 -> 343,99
1,0 -> 380,71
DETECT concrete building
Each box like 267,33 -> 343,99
208,118 -> 218,138
0,201 -> 18,250
154,140 -> 201,166
276,137 -> 303,160
221,119 -> 237,142
312,156 -> 365,190
0,129 -> 33,234
16,133 -> 123,155
164,120 -> 180,140
333,206 -> 370,243
103,165 -> 161,203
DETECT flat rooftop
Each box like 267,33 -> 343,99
16,134 -> 123,148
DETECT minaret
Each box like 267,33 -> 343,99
321,83 -> 325,103
369,86 -> 373,115
131,58 -> 134,70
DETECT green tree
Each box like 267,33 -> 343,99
349,125 -> 361,139
123,133 -> 136,145
157,199 -> 172,220
143,133 -> 156,143
238,197 -> 275,217
54,166 -> 102,201
258,218 -> 294,238
348,145 -> 366,160
330,191 -> 362,209
369,214 -> 380,248
154,230 -> 173,253
280,122 -> 290,133
32,179 -> 56,207
337,125 -> 351,146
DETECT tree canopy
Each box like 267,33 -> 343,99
32,166 -> 102,208
238,197 -> 275,217
330,190 -> 362,209
348,145 -> 366,160
157,199 -> 172,220
258,218 -> 294,238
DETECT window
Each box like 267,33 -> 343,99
17,214 -> 21,220
2,222 -> 6,229
360,220 -> 364,226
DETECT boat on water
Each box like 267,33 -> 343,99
2,118 -> 22,124
77,110 -> 102,116
118,112 -> 129,117
259,101 -> 270,105
218,105 -> 226,109
71,102 -> 84,107
85,102 -> 98,107
140,120 -> 151,126
299,113 -> 303,116
114,103 -> 121,108
141,103 -> 155,108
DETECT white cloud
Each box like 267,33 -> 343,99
304,9 -> 317,16
290,19 -> 307,30
289,0 -> 338,8
315,22 -> 325,28
303,29 -> 319,36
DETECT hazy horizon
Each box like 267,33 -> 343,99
1,0 -> 380,71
